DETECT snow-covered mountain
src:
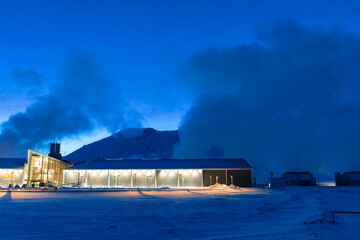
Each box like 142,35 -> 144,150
64,128 -> 179,162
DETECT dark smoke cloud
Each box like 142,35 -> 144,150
11,67 -> 47,99
0,54 -> 142,157
175,20 -> 360,181
12,67 -> 45,86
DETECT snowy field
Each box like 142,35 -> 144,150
0,186 -> 359,239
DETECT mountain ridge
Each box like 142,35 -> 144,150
64,128 -> 179,162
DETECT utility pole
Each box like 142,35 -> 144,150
316,162 -> 320,186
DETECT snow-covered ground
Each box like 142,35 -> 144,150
0,186 -> 359,239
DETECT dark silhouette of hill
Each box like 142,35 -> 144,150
64,128 -> 179,162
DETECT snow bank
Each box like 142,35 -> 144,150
1,186 -> 360,239
208,183 -> 240,190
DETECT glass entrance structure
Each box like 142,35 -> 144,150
23,150 -> 72,187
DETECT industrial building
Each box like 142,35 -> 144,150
0,146 -> 253,188
282,172 -> 316,186
268,172 -> 317,188
63,158 -> 252,188
335,172 -> 360,186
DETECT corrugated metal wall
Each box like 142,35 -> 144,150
63,169 -> 252,188
180,169 -> 202,187
203,169 -> 252,187
86,170 -> 108,187
132,170 -> 155,187
109,170 -> 131,187
156,170 -> 178,187
64,169 -> 204,187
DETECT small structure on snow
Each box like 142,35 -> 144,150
268,177 -> 287,189
335,172 -> 360,186
282,172 -> 316,186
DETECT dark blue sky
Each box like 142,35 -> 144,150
2,1 -> 359,123
1,0 -> 360,175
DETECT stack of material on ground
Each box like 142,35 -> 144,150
209,183 -> 240,190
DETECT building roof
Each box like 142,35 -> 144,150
337,171 -> 360,175
0,158 -> 27,169
283,172 -> 313,175
69,158 -> 252,170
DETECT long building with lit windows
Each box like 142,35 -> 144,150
0,148 -> 253,188
63,158 -> 252,188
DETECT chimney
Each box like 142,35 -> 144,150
49,142 -> 62,160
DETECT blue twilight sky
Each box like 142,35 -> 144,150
1,0 -> 360,171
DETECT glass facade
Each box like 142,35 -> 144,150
0,169 -> 24,187
24,150 -> 72,187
